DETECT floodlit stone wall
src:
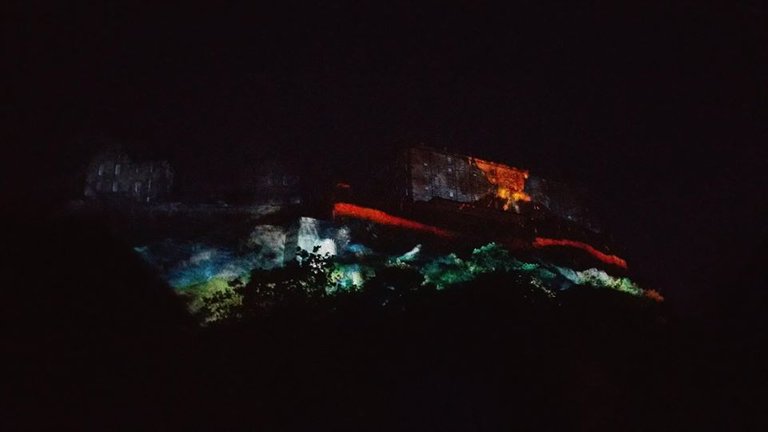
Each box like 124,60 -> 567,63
84,149 -> 173,203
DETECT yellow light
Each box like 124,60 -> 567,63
470,157 -> 531,211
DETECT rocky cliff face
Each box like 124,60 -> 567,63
134,206 -> 658,324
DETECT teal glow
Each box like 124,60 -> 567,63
330,263 -> 374,292
136,240 -> 650,324
388,244 -> 422,267
419,243 -> 645,298
420,253 -> 475,289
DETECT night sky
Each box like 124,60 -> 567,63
6,2 -> 767,314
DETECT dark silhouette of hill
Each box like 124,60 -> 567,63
3,213 -> 767,430
3,214 -> 194,429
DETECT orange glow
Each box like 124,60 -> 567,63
333,202 -> 455,238
644,289 -> 664,302
470,157 -> 531,210
533,237 -> 628,269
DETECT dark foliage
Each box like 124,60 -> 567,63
4,216 -> 767,430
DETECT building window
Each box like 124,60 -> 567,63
112,181 -> 119,192
148,179 -> 152,192
98,164 -> 105,176
114,164 -> 121,175
134,182 -> 142,194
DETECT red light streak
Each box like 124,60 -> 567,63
533,237 -> 628,269
333,202 -> 455,238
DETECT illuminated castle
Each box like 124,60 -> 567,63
395,147 -> 600,234
331,146 -> 620,269
128,145 -> 662,309
400,147 -> 531,212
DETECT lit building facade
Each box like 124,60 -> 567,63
84,148 -> 174,203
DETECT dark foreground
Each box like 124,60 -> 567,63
4,216 -> 767,430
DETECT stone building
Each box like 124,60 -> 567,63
397,146 -> 601,235
399,146 -> 531,212
84,148 -> 173,203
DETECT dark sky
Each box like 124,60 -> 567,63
5,1 -> 768,313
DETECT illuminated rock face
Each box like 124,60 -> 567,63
284,217 -> 350,261
135,241 -> 253,289
247,225 -> 288,270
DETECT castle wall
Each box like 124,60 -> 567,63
84,150 -> 173,202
